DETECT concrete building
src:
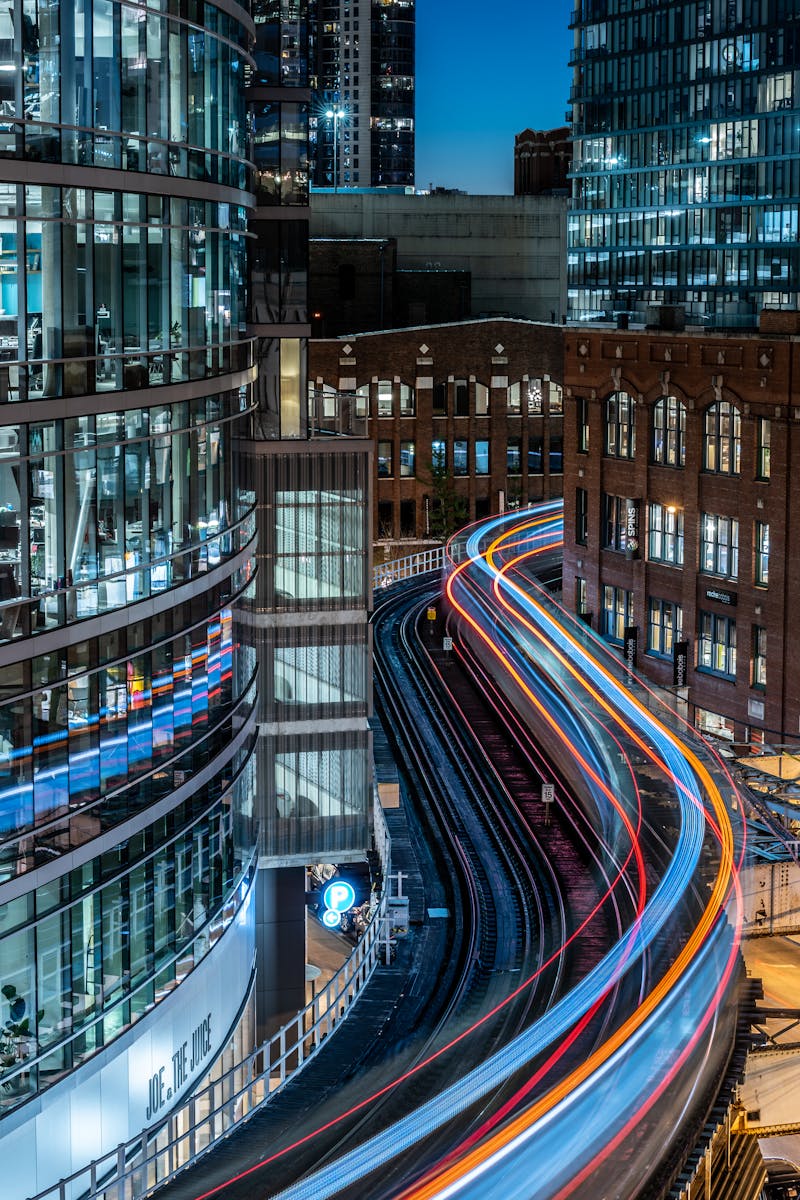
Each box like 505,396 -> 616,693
310,191 -> 568,325
310,237 -> 471,335
562,310 -> 800,745
309,0 -> 415,189
310,319 -> 565,559
568,0 -> 800,327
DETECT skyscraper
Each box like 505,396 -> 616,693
568,0 -> 800,326
309,0 -> 415,189
0,3 -> 374,1194
0,5 -> 258,1195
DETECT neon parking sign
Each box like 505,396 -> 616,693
322,880 -> 356,913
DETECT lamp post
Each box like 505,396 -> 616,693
325,107 -> 346,192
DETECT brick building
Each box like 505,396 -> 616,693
309,319 -> 565,558
514,127 -> 571,196
562,311 -> 800,744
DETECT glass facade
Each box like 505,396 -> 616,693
0,0 -> 259,1141
569,0 -> 800,325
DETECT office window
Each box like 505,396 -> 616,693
376,379 -> 393,417
577,395 -> 589,453
605,390 -> 636,458
652,395 -> 686,467
507,379 -> 541,414
648,598 -> 682,658
507,438 -> 522,475
475,439 -> 489,475
576,488 -> 588,544
453,439 -> 468,476
757,417 -> 771,480
601,493 -> 627,552
752,625 -> 766,688
454,379 -> 468,417
549,435 -> 563,474
548,381 -> 563,415
399,383 -> 415,416
400,441 -> 415,477
475,382 -> 489,416
700,513 -> 739,578
528,435 -> 543,473
699,611 -> 737,678
648,503 -> 684,565
602,585 -> 633,642
507,381 -> 523,414
431,439 -> 446,470
377,440 -> 393,477
703,401 -> 741,474
755,522 -> 769,585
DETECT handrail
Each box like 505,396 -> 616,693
28,796 -> 392,1200
374,545 -> 448,589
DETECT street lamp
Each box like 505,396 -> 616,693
325,108 -> 346,192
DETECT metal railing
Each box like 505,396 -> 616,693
373,545 -> 449,589
31,799 -> 392,1200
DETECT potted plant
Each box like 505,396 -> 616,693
0,984 -> 42,1076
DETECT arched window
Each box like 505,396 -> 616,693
652,395 -> 686,467
703,400 -> 741,474
604,391 -> 636,458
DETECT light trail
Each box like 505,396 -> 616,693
174,503 -> 746,1200
397,504 -> 745,1199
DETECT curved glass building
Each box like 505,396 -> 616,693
0,2 -> 259,1194
568,0 -> 800,326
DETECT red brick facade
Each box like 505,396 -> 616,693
563,318 -> 800,743
309,319 -> 565,559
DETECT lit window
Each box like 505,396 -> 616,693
652,395 -> 686,467
431,439 -> 446,471
400,441 -> 415,477
453,439 -> 468,476
752,625 -> 766,688
601,493 -> 628,552
757,417 -> 771,480
475,440 -> 489,475
703,400 -> 741,474
755,521 -> 769,585
604,391 -> 636,458
577,395 -> 589,453
377,440 -> 392,477
602,585 -> 633,643
648,503 -> 684,565
700,513 -> 739,578
648,598 -> 682,658
699,611 -> 737,678
376,379 -> 393,417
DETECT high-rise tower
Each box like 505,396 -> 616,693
568,0 -> 800,327
309,0 -> 415,189
0,4 -> 259,1195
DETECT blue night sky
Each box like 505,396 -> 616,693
415,1 -> 574,195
